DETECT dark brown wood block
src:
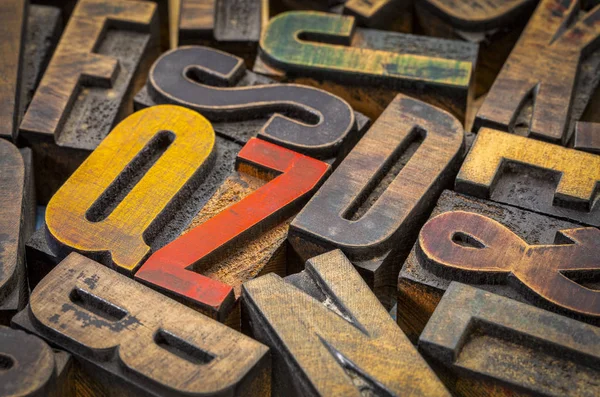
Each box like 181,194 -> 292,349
289,94 -> 464,308
419,282 -> 600,397
19,0 -> 160,204
575,121 -> 600,154
0,326 -> 73,397
241,249 -> 450,397
178,0 -> 268,66
397,190 -> 600,343
456,128 -> 600,226
12,252 -> 271,396
475,0 -> 600,144
343,0 -> 413,30
253,11 -> 477,122
415,0 -> 537,97
0,141 -> 35,325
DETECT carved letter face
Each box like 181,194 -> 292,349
45,105 -> 216,274
242,250 -> 450,397
456,128 -> 600,225
476,0 -> 600,144
418,210 -> 600,319
13,252 -> 270,396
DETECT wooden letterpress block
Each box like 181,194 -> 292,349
12,252 -> 270,396
178,0 -> 268,65
134,46 -> 369,165
253,11 -> 476,121
475,0 -> 600,144
343,0 -> 413,30
19,0 -> 160,203
419,282 -> 600,397
575,121 -> 600,154
415,0 -> 537,97
289,94 -> 464,307
0,141 -> 35,324
455,128 -> 600,226
241,249 -> 450,397
397,190 -> 600,343
0,326 -> 73,397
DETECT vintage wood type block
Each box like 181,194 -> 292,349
134,45 -> 367,163
178,0 -> 268,65
456,128 -> 600,226
475,0 -> 600,145
397,189 -> 600,343
419,282 -> 600,397
253,11 -> 477,121
12,252 -> 270,396
415,0 -> 537,96
289,94 -> 464,307
343,0 -> 413,30
0,326 -> 73,397
135,138 -> 330,322
241,249 -> 450,397
19,0 -> 159,204
0,140 -> 35,325
575,121 -> 600,154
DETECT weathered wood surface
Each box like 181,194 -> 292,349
136,138 -> 330,322
241,249 -> 450,397
178,0 -> 267,64
343,0 -> 413,30
420,282 -> 600,397
19,0 -> 159,203
456,128 -> 600,226
136,46 -> 361,161
475,0 -> 600,144
575,121 -> 600,154
12,252 -> 271,396
254,11 -> 477,121
289,94 -> 464,307
45,105 -> 216,275
0,0 -> 26,141
0,326 -> 73,397
397,190 -> 600,342
415,0 -> 537,96
0,141 -> 35,325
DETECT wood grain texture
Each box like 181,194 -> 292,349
343,0 -> 413,29
12,252 -> 270,397
419,282 -> 600,397
575,121 -> 600,153
241,249 -> 450,397
141,46 -> 358,159
475,0 -> 600,144
289,94 -> 464,306
0,0 -> 26,141
45,105 -> 216,274
397,190 -> 599,343
0,326 -> 72,397
456,128 -> 600,226
19,0 -> 159,203
136,138 -> 330,321
0,140 -> 31,324
254,11 -> 477,121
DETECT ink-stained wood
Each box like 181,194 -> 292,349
135,46 -> 363,161
475,0 -> 600,144
419,282 -> 600,397
241,249 -> 450,397
343,0 -> 413,30
0,141 -> 35,325
415,0 -> 537,97
455,128 -> 600,226
178,0 -> 268,65
575,121 -> 600,154
289,94 -> 464,307
45,105 -> 216,275
136,138 -> 331,322
253,11 -> 477,121
397,190 -> 600,343
0,326 -> 73,397
19,0 -> 159,204
12,252 -> 271,397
